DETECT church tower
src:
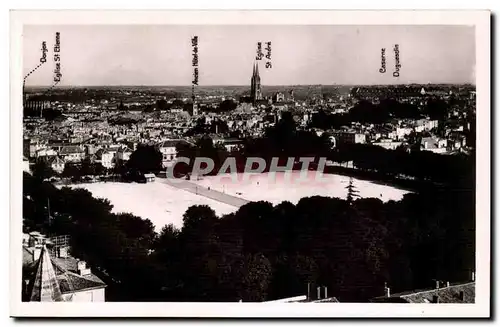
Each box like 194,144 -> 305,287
191,85 -> 199,116
250,62 -> 262,104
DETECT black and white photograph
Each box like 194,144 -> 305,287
10,10 -> 490,318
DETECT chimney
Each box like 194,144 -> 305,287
446,281 -> 450,287
317,286 -> 321,300
432,295 -> 440,303
307,282 -> 311,301
435,280 -> 440,289
58,246 -> 69,258
77,260 -> 92,276
323,286 -> 328,299
459,291 -> 465,301
77,260 -> 86,271
384,282 -> 391,298
472,271 -> 475,282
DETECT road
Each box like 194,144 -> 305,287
159,177 -> 250,208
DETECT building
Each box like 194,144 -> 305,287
328,130 -> 367,146
22,236 -> 106,302
116,146 -> 133,163
23,97 -> 51,117
158,140 -> 179,167
371,281 -> 475,303
273,92 -> 285,103
95,149 -> 115,169
396,127 -> 413,140
35,148 -> 58,158
48,156 -> 65,174
421,136 -> 448,154
213,138 -> 244,152
23,156 -> 30,173
414,119 -> 439,133
250,62 -> 263,104
59,145 -> 86,163
191,93 -> 199,116
157,139 -> 192,168
263,285 -> 339,303
144,173 -> 156,183
373,139 -> 403,150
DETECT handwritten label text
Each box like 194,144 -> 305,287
192,36 -> 199,86
53,32 -> 61,82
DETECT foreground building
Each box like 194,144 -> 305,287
371,280 -> 475,303
22,234 -> 106,302
263,285 -> 339,303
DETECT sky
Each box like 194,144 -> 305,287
22,25 -> 475,86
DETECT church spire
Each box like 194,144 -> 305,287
250,61 -> 262,104
30,245 -> 64,302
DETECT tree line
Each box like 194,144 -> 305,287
23,169 -> 475,302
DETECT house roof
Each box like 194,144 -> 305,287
311,297 -> 340,303
157,139 -> 188,149
24,245 -> 106,301
372,282 -> 475,303
215,138 -> 243,145
48,156 -> 65,165
23,246 -> 36,267
421,137 -> 443,149
117,146 -> 133,153
51,257 -> 106,294
95,149 -> 113,157
57,272 -> 106,294
29,246 -> 64,302
59,146 -> 84,155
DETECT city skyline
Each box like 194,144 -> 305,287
23,25 -> 475,87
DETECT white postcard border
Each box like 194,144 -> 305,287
10,9 -> 491,318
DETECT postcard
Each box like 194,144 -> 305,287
10,10 -> 490,318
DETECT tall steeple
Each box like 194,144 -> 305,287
29,245 -> 64,302
250,61 -> 262,104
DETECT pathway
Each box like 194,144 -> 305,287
159,178 -> 250,208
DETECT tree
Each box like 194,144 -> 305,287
42,108 -> 63,121
113,160 -> 127,178
424,98 -> 448,120
32,159 -> 54,181
62,163 -> 82,181
345,177 -> 359,204
115,213 -> 157,249
80,157 -> 93,176
94,162 -> 105,176
178,205 -> 221,299
218,99 -> 237,112
154,224 -> 181,260
209,119 -> 229,134
182,205 -> 218,235
234,253 -> 272,302
127,145 -> 163,174
156,99 -> 168,111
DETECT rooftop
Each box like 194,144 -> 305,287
372,282 -> 475,303
23,245 -> 106,301
157,139 -> 190,148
